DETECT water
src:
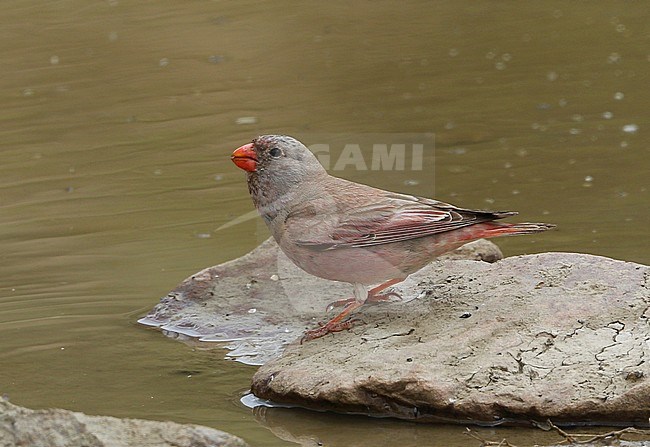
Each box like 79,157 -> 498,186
1,2 -> 648,446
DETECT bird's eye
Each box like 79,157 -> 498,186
269,147 -> 282,158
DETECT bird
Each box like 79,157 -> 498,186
231,135 -> 554,341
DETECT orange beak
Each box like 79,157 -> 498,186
231,143 -> 258,172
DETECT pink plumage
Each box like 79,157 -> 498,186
232,135 -> 554,341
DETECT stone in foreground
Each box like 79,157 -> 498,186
0,399 -> 249,447
251,252 -> 650,426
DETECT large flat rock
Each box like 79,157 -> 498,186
251,252 -> 650,426
139,237 -> 503,365
0,399 -> 249,447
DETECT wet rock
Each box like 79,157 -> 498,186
0,399 -> 249,447
139,237 -> 502,365
250,253 -> 650,426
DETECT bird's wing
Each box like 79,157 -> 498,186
288,191 -> 515,250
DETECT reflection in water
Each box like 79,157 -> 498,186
251,405 -> 566,447
0,1 -> 648,446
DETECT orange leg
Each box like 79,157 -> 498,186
325,278 -> 403,312
302,278 -> 403,343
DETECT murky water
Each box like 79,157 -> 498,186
1,1 -> 648,446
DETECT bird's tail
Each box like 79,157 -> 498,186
467,222 -> 556,240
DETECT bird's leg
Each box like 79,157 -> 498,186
303,279 -> 404,343
301,301 -> 364,343
325,278 -> 403,312
367,277 -> 403,301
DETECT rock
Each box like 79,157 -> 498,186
139,237 -> 503,365
250,253 -> 650,426
0,399 -> 249,447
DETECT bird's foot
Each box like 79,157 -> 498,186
307,279 -> 404,343
326,290 -> 402,312
300,318 -> 361,343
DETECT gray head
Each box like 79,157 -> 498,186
231,135 -> 328,210
233,134 -> 325,182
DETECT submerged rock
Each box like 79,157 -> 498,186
0,399 -> 249,447
139,237 -> 502,365
250,252 -> 650,426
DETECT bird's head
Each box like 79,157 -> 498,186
231,135 -> 327,189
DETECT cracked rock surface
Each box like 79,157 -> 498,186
0,399 -> 249,447
250,252 -> 650,426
